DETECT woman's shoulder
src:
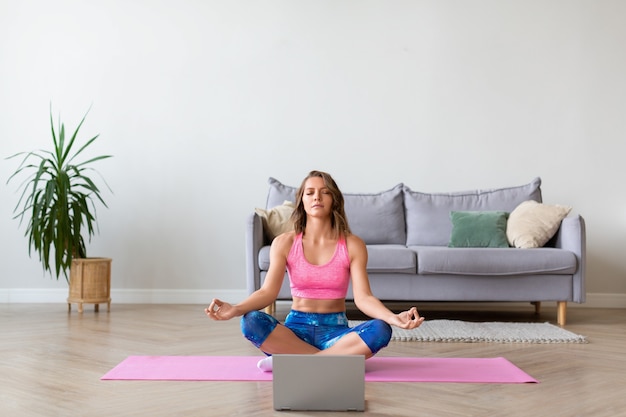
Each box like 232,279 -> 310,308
344,233 -> 366,251
343,233 -> 367,265
271,231 -> 297,252
345,233 -> 365,245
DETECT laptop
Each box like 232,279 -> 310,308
272,354 -> 365,412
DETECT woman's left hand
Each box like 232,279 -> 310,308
391,307 -> 425,329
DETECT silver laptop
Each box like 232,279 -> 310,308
272,354 -> 365,412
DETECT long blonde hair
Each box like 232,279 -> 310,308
291,170 -> 351,237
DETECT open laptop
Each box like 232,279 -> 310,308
272,354 -> 365,412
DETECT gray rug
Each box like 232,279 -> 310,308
349,319 -> 587,344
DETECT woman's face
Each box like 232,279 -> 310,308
302,176 -> 333,218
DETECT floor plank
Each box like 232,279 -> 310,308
1,303 -> 625,416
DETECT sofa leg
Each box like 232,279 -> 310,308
264,302 -> 276,316
557,301 -> 567,326
531,302 -> 541,315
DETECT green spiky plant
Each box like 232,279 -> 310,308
6,106 -> 112,283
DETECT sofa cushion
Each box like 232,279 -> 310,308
507,200 -> 572,248
266,177 -> 297,208
411,246 -> 577,276
255,200 -> 295,241
364,245 -> 416,274
258,245 -> 272,271
448,211 -> 509,248
404,177 -> 542,246
343,184 -> 406,244
258,244 -> 416,274
265,178 -> 406,244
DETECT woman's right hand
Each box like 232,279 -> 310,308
205,298 -> 238,321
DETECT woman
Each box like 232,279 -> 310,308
205,170 -> 424,371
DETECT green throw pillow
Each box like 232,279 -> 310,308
448,211 -> 510,248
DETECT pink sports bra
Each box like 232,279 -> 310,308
287,233 -> 351,300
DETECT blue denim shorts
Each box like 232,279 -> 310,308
240,309 -> 392,355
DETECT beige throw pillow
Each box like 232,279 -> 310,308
506,200 -> 572,248
255,201 -> 295,241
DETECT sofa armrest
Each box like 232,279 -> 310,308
245,212 -> 265,295
552,214 -> 586,303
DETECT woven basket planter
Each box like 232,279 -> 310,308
67,258 -> 112,313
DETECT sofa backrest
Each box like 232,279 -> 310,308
265,177 -> 543,247
403,177 -> 543,246
265,178 -> 406,245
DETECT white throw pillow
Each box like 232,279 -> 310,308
506,200 -> 572,248
255,201 -> 295,241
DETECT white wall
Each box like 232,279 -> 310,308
1,0 -> 625,306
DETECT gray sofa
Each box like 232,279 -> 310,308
246,177 -> 585,326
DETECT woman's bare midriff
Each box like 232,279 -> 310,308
290,296 -> 346,313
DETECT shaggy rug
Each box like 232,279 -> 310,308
349,319 -> 587,344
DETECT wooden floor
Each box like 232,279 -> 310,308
1,302 -> 625,417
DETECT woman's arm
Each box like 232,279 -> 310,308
347,235 -> 425,329
206,232 -> 294,320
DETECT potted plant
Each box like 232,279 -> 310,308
7,105 -> 113,313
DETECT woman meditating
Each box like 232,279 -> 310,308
205,170 -> 424,371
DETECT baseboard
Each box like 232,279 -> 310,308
584,293 -> 626,309
1,289 -> 625,309
0,288 -> 248,305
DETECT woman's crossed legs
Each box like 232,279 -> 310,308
240,310 -> 392,371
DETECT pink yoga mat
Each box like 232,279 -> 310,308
101,356 -> 537,384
